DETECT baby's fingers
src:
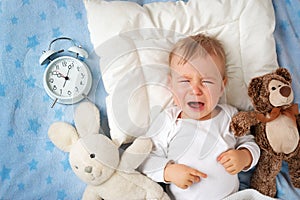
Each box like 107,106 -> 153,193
182,173 -> 202,188
177,179 -> 194,189
217,152 -> 231,164
225,165 -> 239,175
180,168 -> 207,189
190,168 -> 207,178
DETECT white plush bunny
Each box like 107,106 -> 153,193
48,102 -> 169,200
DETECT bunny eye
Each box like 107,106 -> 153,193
90,153 -> 95,159
74,165 -> 79,169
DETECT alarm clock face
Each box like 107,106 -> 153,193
43,56 -> 92,104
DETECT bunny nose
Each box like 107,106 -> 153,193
85,166 -> 92,173
280,86 -> 291,97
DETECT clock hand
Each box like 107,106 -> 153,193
63,75 -> 70,87
63,67 -> 72,87
66,65 -> 71,76
53,70 -> 66,78
54,70 -> 69,87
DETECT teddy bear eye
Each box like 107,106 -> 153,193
74,165 -> 78,169
90,153 -> 95,159
271,87 -> 276,90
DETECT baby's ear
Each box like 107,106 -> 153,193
74,102 -> 100,138
48,122 -> 79,152
223,76 -> 228,87
220,76 -> 227,94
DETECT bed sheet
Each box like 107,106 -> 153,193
0,0 -> 299,199
0,1 -> 103,199
272,0 -> 300,199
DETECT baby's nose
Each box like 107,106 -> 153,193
191,84 -> 202,95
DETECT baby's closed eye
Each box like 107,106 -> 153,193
202,80 -> 214,84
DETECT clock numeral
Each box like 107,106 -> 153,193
60,89 -> 62,96
67,91 -> 72,96
80,81 -> 84,85
81,73 -> 85,79
53,85 -> 57,90
77,66 -> 81,72
52,71 -> 57,76
49,78 -> 54,83
55,64 -> 59,70
68,62 -> 74,69
62,61 -> 67,67
75,87 -> 79,92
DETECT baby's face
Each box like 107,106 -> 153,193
170,54 -> 226,120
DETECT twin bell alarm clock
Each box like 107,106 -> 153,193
39,37 -> 92,107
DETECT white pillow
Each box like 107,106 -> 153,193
84,0 -> 278,145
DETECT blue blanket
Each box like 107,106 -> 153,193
0,0 -> 299,199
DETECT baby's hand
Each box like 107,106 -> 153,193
164,163 -> 207,189
217,148 -> 252,175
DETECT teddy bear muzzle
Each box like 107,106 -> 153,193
280,85 -> 291,97
269,80 -> 294,107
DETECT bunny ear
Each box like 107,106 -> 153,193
74,102 -> 100,138
48,122 -> 79,152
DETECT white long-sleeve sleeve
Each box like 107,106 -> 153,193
139,107 -> 180,182
236,133 -> 260,171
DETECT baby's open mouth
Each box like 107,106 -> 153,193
188,101 -> 204,109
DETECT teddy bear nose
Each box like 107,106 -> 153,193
280,86 -> 291,97
85,166 -> 92,173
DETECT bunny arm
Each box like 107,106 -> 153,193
82,186 -> 102,200
116,171 -> 168,200
118,137 -> 153,172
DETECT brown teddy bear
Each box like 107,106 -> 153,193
230,67 -> 300,197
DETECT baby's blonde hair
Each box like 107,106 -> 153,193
169,33 -> 226,76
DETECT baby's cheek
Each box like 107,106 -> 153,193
207,85 -> 223,103
172,85 -> 187,107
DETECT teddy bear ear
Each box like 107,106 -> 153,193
74,102 -> 100,138
275,67 -> 292,83
48,122 -> 79,152
248,76 -> 263,100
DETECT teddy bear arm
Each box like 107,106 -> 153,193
230,111 -> 259,137
82,186 -> 102,200
296,114 -> 300,130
